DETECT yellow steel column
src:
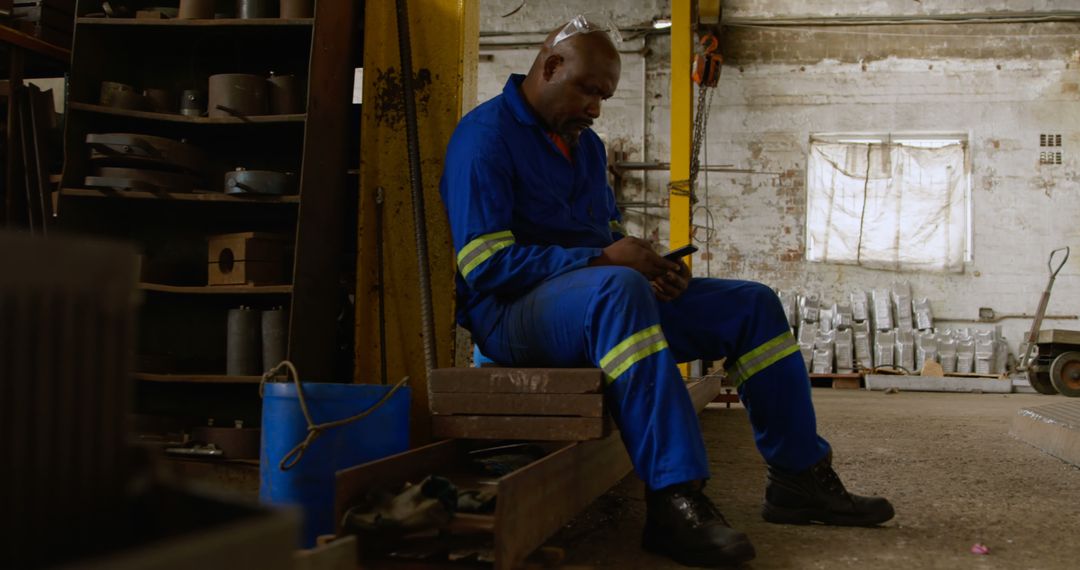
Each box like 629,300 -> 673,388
355,0 -> 479,444
670,0 -> 693,376
668,0 -> 693,256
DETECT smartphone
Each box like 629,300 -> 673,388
661,244 -> 698,261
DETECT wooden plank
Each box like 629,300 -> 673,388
4,48 -> 23,224
140,283 -> 293,295
287,0 -> 357,381
687,377 -> 724,412
75,17 -> 313,27
1038,329 -> 1080,345
293,535 -> 358,570
494,431 -> 632,570
60,187 -> 300,203
432,416 -> 604,441
430,393 -> 603,417
69,102 -> 306,124
832,378 -> 861,390
0,24 -> 70,61
943,371 -> 1007,379
429,368 -> 603,394
134,372 -> 262,384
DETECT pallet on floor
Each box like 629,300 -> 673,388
865,373 -> 1011,393
809,372 -> 863,389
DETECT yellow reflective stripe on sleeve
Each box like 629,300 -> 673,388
727,331 -> 799,388
457,230 -> 515,278
609,220 -> 627,235
599,324 -> 669,383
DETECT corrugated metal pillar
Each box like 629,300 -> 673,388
355,0 -> 478,444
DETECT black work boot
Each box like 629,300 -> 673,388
642,481 -> 756,567
762,452 -> 895,526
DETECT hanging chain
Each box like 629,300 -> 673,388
688,83 -> 711,202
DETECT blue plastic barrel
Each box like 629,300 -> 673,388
260,382 -> 410,547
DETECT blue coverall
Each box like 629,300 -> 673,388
439,75 -> 831,490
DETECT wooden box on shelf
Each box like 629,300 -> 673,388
208,231 -> 287,286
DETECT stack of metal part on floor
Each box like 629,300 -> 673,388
0,231 -> 137,568
778,282 -> 1009,376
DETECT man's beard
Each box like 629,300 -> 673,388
557,131 -> 581,150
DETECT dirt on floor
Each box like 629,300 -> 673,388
546,389 -> 1080,569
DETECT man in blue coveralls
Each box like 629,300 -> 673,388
439,17 -> 894,567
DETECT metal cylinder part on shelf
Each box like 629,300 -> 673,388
208,73 -> 268,118
267,73 -> 302,114
108,90 -> 148,111
178,0 -> 215,19
227,306 -> 262,376
99,81 -> 135,107
142,88 -> 175,113
180,89 -> 205,117
280,0 -> 313,18
224,168 -> 296,195
237,0 -> 276,18
262,307 -> 288,373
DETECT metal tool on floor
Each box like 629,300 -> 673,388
1017,247 -> 1072,395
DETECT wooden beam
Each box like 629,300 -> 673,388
429,368 -> 602,394
0,25 -> 70,62
494,430 -> 632,570
334,377 -> 722,570
287,0 -> 358,379
355,0 -> 479,443
430,393 -> 603,417
432,416 -> 605,441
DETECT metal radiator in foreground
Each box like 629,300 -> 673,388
0,231 -> 139,568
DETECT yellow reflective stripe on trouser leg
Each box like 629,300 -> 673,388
727,331 -> 799,388
457,230 -> 515,278
599,324 -> 669,384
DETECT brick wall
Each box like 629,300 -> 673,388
476,1 -> 1080,353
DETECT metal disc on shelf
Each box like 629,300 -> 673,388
224,168 -> 296,195
84,166 -> 199,193
1050,351 -> 1080,397
86,133 -> 208,176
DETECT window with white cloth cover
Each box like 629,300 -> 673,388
806,136 -> 970,273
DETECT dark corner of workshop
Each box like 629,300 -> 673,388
1,1 -> 1079,569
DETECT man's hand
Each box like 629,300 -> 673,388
590,237 -> 680,279
651,260 -> 690,302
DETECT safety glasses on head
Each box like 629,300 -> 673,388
551,14 -> 622,46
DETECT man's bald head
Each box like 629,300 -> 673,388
520,20 -> 621,147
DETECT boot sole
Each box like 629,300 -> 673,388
642,532 -> 757,567
761,502 -> 895,526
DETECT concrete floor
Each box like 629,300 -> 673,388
548,389 -> 1080,569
